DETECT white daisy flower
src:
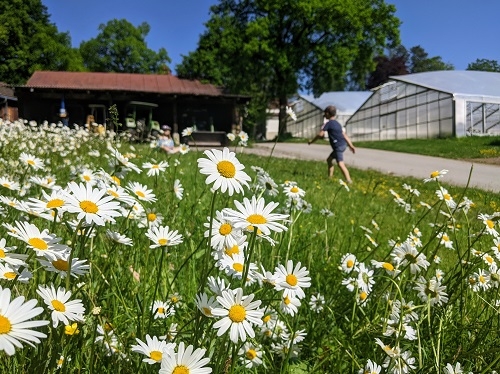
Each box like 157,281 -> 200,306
423,169 -> 448,183
437,232 -> 454,249
27,189 -> 67,213
443,362 -> 463,374
106,230 -> 133,246
197,147 -> 251,196
0,177 -> 20,191
358,359 -> 381,374
391,241 -> 430,274
280,294 -> 301,316
0,238 -> 27,267
340,253 -> 357,274
151,300 -> 174,319
224,195 -> 289,236
179,144 -> 190,154
181,127 -> 194,137
0,285 -> 49,355
195,293 -> 220,318
145,225 -> 183,249
19,152 -> 44,170
309,293 -> 325,313
283,184 -> 305,200
212,288 -> 263,343
273,260 -> 311,299
238,342 -> 263,368
159,341 -> 212,374
204,210 -> 243,251
8,221 -> 68,261
127,181 -> 157,203
142,161 -> 169,177
63,182 -> 122,226
436,186 -> 456,209
478,213 -> 499,237
37,254 -> 89,279
207,276 -> 230,296
131,334 -> 174,365
173,179 -> 184,200
105,185 -> 136,206
0,263 -> 32,283
37,284 -> 85,328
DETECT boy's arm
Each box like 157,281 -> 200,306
308,130 -> 325,145
343,133 -> 356,153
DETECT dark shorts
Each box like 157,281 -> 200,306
328,144 -> 347,162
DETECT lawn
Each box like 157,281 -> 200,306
1,121 -> 499,373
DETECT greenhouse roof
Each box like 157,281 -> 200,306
300,91 -> 372,113
390,70 -> 500,97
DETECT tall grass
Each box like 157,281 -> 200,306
0,120 -> 499,373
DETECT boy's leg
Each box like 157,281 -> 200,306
337,161 -> 352,183
327,155 -> 335,178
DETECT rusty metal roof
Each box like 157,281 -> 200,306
23,71 -> 230,97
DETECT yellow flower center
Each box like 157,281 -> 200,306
346,259 -> 354,268
172,366 -> 189,374
225,245 -> 239,257
27,160 -> 35,166
479,275 -> 486,284
28,238 -> 48,250
52,300 -> 66,312
382,262 -> 394,271
147,213 -> 157,222
0,249 -> 4,258
108,190 -> 119,198
286,274 -> 298,286
232,263 -> 244,273
2,183 -> 10,188
112,176 -> 121,185
283,296 -> 291,305
4,272 -> 16,279
135,190 -> 145,198
0,315 -> 12,334
228,304 -> 246,323
430,171 -> 439,178
219,223 -> 232,236
444,194 -> 451,201
171,296 -> 179,303
442,235 -> 449,241
158,238 -> 168,246
291,186 -> 299,193
262,315 -> 271,323
217,160 -> 236,178
202,307 -> 212,316
149,350 -> 162,362
246,349 -> 258,360
485,256 -> 494,264
83,175 -> 91,182
80,200 -> 98,214
359,291 -> 368,301
47,199 -> 64,209
247,214 -> 266,225
157,307 -> 165,314
486,220 -> 495,229
52,259 -> 69,271
152,164 -> 159,169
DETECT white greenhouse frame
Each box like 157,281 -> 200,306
347,71 -> 500,141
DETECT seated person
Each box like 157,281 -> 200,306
158,125 -> 180,154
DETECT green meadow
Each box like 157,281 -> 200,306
0,121 -> 499,373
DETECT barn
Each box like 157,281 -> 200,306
347,70 -> 500,141
14,71 -> 250,136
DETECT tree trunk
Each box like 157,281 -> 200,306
278,95 -> 288,139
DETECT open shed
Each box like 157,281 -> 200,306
347,70 -> 500,141
15,71 -> 250,135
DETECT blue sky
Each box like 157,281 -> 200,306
43,0 -> 500,73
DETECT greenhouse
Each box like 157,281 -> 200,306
347,70 -> 500,141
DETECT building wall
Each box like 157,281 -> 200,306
347,82 -> 455,141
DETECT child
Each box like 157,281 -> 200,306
158,125 -> 180,154
308,105 -> 355,183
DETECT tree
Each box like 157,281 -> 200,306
79,19 -> 171,73
0,0 -> 84,84
409,45 -> 453,73
366,45 -> 409,89
177,0 -> 400,137
467,58 -> 500,72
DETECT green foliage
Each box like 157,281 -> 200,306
467,58 -> 500,72
176,0 -> 400,135
79,19 -> 171,73
0,0 -> 84,84
409,45 -> 454,73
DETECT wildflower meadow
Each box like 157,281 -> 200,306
0,119 -> 499,373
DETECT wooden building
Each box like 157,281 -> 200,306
15,71 -> 250,135
0,82 -> 18,121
